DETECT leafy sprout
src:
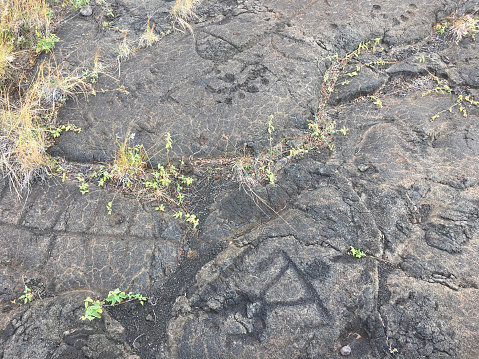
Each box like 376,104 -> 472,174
349,246 -> 366,259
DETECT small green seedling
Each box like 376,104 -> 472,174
81,297 -> 105,320
76,173 -> 90,194
49,124 -> 81,138
18,285 -> 34,304
36,34 -> 60,53
349,246 -> 366,259
81,288 -> 147,321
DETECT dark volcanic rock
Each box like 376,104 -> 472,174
0,292 -> 136,359
1,0 -> 479,358
47,0 -> 455,165
163,235 -> 379,358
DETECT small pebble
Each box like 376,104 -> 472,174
357,164 -> 369,172
80,5 -> 93,16
145,314 -> 154,322
340,345 -> 351,356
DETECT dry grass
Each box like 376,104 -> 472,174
0,0 -> 51,33
170,0 -> 201,33
0,0 -> 102,194
0,0 -> 53,193
116,32 -> 132,61
0,42 -> 14,79
38,59 -> 89,109
0,85 -> 47,193
0,59 -> 91,194
139,16 -> 160,48
110,140 -> 147,189
450,14 -> 478,42
0,0 -> 52,83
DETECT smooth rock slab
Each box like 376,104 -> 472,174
48,0 -> 456,165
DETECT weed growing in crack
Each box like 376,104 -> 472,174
308,38 -> 382,150
139,16 -> 160,48
422,84 -> 452,97
418,74 -> 479,121
76,173 -> 89,194
369,95 -> 383,108
232,141 -> 278,187
429,94 -> 479,121
71,133 -> 199,230
18,285 -> 34,304
91,165 -> 110,186
111,141 -> 147,189
48,123 -> 81,138
81,288 -> 147,321
349,246 -> 366,259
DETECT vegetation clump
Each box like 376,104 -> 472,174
81,288 -> 147,321
18,285 -> 34,304
435,13 -> 478,43
349,246 -> 366,259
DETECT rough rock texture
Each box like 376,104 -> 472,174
0,292 -> 137,359
1,0 -> 479,358
47,0 -> 459,164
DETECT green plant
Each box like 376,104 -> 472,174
369,95 -> 383,108
430,94 -> 479,121
308,114 -> 337,149
18,285 -> 34,304
142,164 -> 194,207
185,213 -> 199,229
420,76 -> 479,121
337,125 -> 349,135
67,0 -> 91,10
346,65 -> 361,78
111,142 -> 147,188
172,211 -> 198,229
81,288 -> 147,321
35,34 -> 59,53
310,39 -> 382,149
435,21 -> 448,34
422,85 -> 451,96
45,155 -> 64,174
349,246 -> 366,258
48,124 -> 81,138
289,147 -> 308,158
106,201 -> 112,214
265,168 -> 276,184
76,173 -> 90,194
